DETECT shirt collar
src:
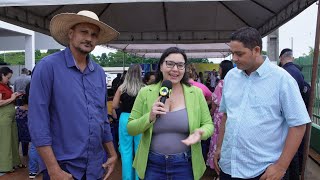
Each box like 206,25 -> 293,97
240,55 -> 270,77
64,47 -> 95,72
255,56 -> 270,77
282,62 -> 294,68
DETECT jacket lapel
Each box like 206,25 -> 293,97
146,83 -> 161,111
183,84 -> 196,133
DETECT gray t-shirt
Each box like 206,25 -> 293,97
150,108 -> 190,154
14,74 -> 31,93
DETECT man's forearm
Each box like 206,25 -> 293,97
276,124 -> 306,170
217,113 -> 227,150
103,141 -> 117,158
37,146 -> 60,175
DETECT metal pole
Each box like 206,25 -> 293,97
301,2 -> 320,179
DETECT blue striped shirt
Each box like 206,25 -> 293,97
219,56 -> 310,178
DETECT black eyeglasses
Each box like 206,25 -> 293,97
165,61 -> 186,70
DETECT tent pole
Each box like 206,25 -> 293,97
301,1 -> 320,179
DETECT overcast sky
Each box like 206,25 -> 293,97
93,3 -> 319,63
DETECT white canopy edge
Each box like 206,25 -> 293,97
130,52 -> 230,59
0,0 -> 246,7
108,43 -> 231,58
108,42 -> 230,51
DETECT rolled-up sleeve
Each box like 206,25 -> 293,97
28,60 -> 53,147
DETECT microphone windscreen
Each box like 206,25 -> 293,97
161,80 -> 172,90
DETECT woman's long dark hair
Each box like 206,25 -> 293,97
0,67 -> 13,86
220,60 -> 234,80
154,47 -> 190,86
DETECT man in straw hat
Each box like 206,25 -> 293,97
28,10 -> 119,180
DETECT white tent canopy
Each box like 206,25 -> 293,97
108,43 -> 230,58
0,0 -> 316,58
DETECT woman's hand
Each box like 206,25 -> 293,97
149,97 -> 167,123
11,92 -> 21,100
181,129 -> 204,146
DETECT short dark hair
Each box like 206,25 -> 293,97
231,27 -> 262,52
220,60 -> 234,79
143,72 -> 155,84
21,68 -> 28,74
279,48 -> 293,57
154,47 -> 190,86
0,67 -> 13,81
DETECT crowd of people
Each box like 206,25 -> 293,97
0,9 -> 311,180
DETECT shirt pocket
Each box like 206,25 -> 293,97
248,90 -> 280,120
88,85 -> 106,109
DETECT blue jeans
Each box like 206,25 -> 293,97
144,151 -> 193,180
28,143 -> 39,173
119,113 -> 141,180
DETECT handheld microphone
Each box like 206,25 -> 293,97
156,80 -> 172,118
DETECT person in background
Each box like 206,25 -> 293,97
143,72 -> 156,85
16,83 -> 40,179
198,71 -> 204,84
0,67 -> 23,173
205,74 -> 212,91
15,83 -> 31,158
186,63 -> 212,104
112,73 -> 122,92
209,69 -> 217,91
28,10 -> 119,180
119,70 -> 127,86
112,64 -> 145,180
127,47 -> 213,180
186,63 -> 213,162
14,67 -> 31,110
14,67 -> 31,94
206,60 -> 233,174
214,27 -> 310,180
279,48 -> 307,180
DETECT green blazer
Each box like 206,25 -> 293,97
127,82 -> 214,179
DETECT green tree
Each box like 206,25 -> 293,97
46,49 -> 61,54
0,55 -> 4,63
261,50 -> 267,55
189,58 -> 209,63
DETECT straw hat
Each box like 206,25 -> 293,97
50,10 -> 119,46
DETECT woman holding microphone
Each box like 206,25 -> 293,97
127,47 -> 213,180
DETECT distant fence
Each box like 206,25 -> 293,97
295,58 -> 320,125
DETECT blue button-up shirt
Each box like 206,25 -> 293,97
28,47 -> 112,179
219,56 -> 310,178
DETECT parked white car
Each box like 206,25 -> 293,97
105,72 -> 117,88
